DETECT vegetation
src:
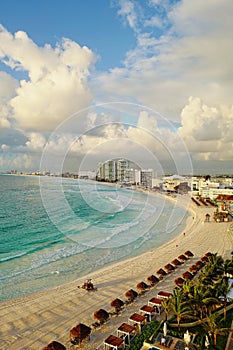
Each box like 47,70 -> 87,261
125,320 -> 160,350
164,252 -> 233,349
126,252 -> 233,349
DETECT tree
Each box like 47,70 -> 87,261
169,288 -> 191,330
189,284 -> 219,321
161,298 -> 170,321
203,313 -> 231,348
212,276 -> 231,321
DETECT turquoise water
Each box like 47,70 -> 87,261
0,175 -> 189,301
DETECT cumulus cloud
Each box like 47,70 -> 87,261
179,97 -> 233,161
0,71 -> 18,130
0,25 -> 95,131
0,153 -> 33,170
96,0 -> 233,120
25,132 -> 46,151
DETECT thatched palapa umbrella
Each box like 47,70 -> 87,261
70,323 -> 91,345
136,281 -> 149,291
184,250 -> 194,258
147,274 -> 159,285
43,341 -> 66,350
94,309 -> 109,324
178,254 -> 188,261
189,265 -> 198,273
201,256 -> 209,262
125,289 -> 138,301
171,259 -> 182,266
182,271 -> 193,280
156,268 -> 167,278
164,263 -> 175,272
110,298 -> 124,312
195,260 -> 205,270
205,252 -> 213,258
174,277 -> 185,287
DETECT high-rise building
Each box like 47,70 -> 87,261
117,159 -> 129,181
140,169 -> 153,188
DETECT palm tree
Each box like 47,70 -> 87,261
161,297 -> 170,321
212,276 -> 231,321
169,288 -> 191,330
186,282 -> 220,321
223,258 -> 233,276
203,313 -> 231,348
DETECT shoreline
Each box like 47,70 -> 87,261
1,194 -> 232,349
1,188 -> 190,305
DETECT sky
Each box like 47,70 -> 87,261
0,0 -> 232,175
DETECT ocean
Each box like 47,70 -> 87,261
0,174 -> 189,302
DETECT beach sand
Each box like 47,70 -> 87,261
0,195 -> 232,350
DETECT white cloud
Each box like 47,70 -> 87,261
179,97 -> 233,161
0,71 -> 18,130
0,153 -> 33,170
25,132 -> 46,151
0,25 -> 95,131
96,0 -> 233,120
117,0 -> 138,32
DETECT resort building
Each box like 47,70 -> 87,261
162,175 -> 186,192
140,169 -> 153,188
96,159 -> 153,188
124,168 -> 140,185
97,160 -> 117,182
117,159 -> 129,182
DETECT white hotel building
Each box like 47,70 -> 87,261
97,159 -> 153,188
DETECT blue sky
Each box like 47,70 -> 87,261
0,0 -> 232,174
0,0 -> 136,71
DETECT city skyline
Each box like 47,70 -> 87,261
0,1 -> 232,175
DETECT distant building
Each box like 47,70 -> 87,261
117,159 -> 129,182
124,168 -> 140,185
140,169 -> 153,188
107,160 -> 117,182
162,175 -> 186,192
96,159 -> 153,188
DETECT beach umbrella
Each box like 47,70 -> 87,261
195,260 -> 205,269
201,256 -> 209,262
136,281 -> 149,291
94,309 -> 109,323
43,341 -> 66,350
182,271 -> 193,280
164,263 -> 175,271
110,298 -> 124,312
147,274 -> 159,285
163,322 -> 167,337
184,330 -> 191,345
70,323 -> 91,344
184,250 -> 194,258
205,252 -> 213,258
156,268 -> 167,276
178,254 -> 188,261
174,277 -> 185,287
171,259 -> 182,266
125,289 -> 138,301
189,265 -> 198,273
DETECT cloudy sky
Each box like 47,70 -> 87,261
0,0 -> 232,175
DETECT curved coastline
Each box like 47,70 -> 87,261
0,191 -> 232,349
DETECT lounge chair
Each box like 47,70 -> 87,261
165,335 -> 173,347
155,332 -> 163,343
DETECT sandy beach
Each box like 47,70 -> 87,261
0,194 -> 232,350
